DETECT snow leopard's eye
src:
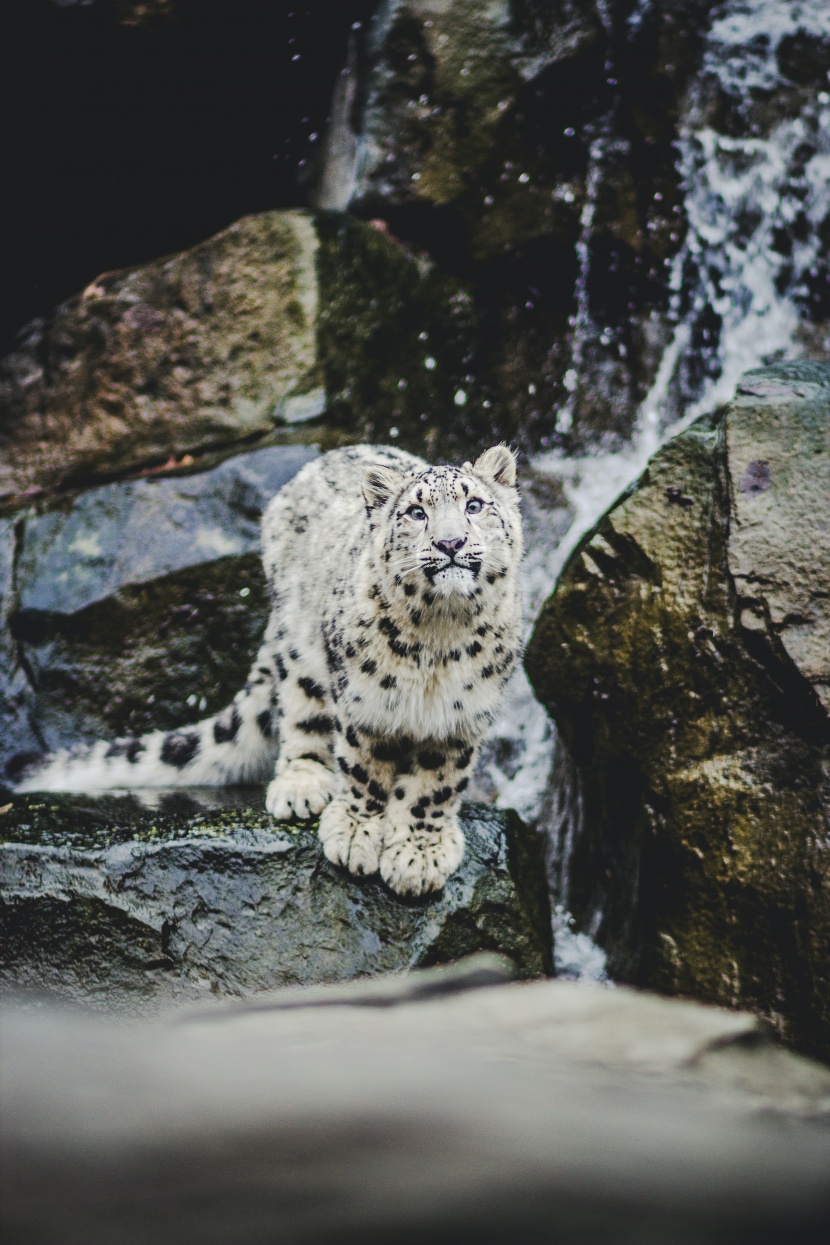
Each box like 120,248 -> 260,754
466,498 -> 484,515
407,504 -> 427,521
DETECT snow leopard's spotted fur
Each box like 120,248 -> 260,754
18,444 -> 523,895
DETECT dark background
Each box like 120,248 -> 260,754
1,0 -> 373,353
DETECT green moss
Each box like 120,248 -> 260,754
314,212 -> 489,457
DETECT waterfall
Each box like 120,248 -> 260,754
480,0 -> 830,979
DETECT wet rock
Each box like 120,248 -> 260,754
525,362 -> 830,1061
313,0 -> 713,447
3,967 -> 829,1245
0,444 -> 315,779
0,791 -> 553,1013
314,211 -> 490,456
0,208 -> 492,505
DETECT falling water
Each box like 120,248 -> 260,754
480,0 -> 830,979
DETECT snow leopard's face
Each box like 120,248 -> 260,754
365,447 -> 522,604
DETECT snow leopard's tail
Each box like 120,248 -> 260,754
13,652 -> 279,795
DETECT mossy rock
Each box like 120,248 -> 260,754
525,363 -> 830,1062
0,207 -> 491,507
320,0 -> 714,446
0,790 -> 552,1013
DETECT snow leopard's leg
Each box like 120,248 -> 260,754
264,646 -> 338,820
315,723 -> 395,877
378,736 -> 479,896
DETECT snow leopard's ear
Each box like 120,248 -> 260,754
473,445 -> 517,489
363,462 -> 404,510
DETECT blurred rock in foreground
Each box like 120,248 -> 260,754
2,958 -> 829,1245
0,791 -> 552,1013
525,362 -> 830,1061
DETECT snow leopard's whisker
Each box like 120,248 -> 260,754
392,558 -> 422,576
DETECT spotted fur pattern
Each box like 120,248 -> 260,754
17,445 -> 523,895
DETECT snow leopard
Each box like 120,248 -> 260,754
17,444 -> 523,896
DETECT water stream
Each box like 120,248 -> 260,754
479,0 -> 830,979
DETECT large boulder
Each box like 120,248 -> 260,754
0,792 -> 552,1013
0,212 -> 323,504
3,961 -> 829,1244
525,362 -> 830,1061
0,209 -> 483,506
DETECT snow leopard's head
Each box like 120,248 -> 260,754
363,446 -> 522,606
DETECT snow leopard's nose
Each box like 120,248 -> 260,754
434,536 -> 466,559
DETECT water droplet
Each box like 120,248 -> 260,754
389,426 -> 399,438
563,368 -> 578,393
564,127 -> 575,137
518,172 -> 530,183
239,587 -> 251,598
425,356 -> 437,370
418,331 -> 428,341
454,389 -> 467,406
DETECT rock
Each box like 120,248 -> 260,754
0,212 -> 323,504
0,443 -> 315,780
0,208 -> 491,505
313,0 -> 713,446
729,363 -> 830,712
313,211 -> 488,456
2,965 -> 829,1244
525,362 -> 830,1061
0,792 -> 552,1013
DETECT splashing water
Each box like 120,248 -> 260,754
666,0 -> 830,419
480,0 -> 830,982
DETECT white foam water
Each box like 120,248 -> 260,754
479,0 -> 830,983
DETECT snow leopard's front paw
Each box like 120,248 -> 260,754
379,816 -> 465,897
266,759 -> 336,820
318,799 -> 384,876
